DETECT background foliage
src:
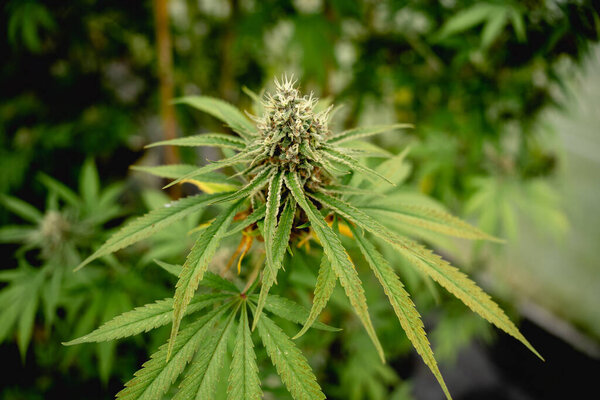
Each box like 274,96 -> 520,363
1,0 -> 599,399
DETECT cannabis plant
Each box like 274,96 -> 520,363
0,160 -> 119,353
0,160 -> 157,381
69,78 -> 541,399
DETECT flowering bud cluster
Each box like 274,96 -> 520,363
254,77 -> 331,181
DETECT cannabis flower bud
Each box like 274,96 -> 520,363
253,76 -> 332,183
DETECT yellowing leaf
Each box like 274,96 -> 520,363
181,180 -> 238,194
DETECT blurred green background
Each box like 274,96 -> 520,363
1,1 -> 599,399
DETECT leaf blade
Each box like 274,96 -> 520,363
264,170 -> 285,277
173,309 -> 237,400
116,303 -> 231,400
260,293 -> 339,332
252,199 -> 296,330
0,195 -> 43,223
311,191 -> 541,360
63,294 -> 230,345
256,315 -> 325,400
363,204 -> 501,241
168,200 -> 244,360
327,123 -> 412,144
293,256 -> 337,338
228,304 -> 262,400
350,224 -> 451,400
75,192 -> 230,271
213,166 -> 274,204
285,171 -> 385,361
146,133 -> 246,150
175,96 -> 257,141
163,150 -> 256,190
321,146 -> 394,185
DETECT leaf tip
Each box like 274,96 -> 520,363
73,260 -> 89,272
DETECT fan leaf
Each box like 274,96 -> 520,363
75,192 -> 230,271
0,195 -> 43,223
175,96 -> 257,141
256,315 -> 325,400
154,260 -> 240,293
116,303 -> 231,400
294,256 -> 337,338
168,200 -> 244,360
311,191 -> 542,360
321,146 -> 394,185
213,166 -> 275,204
225,204 -> 266,237
258,293 -> 339,332
350,224 -> 451,400
264,170 -> 285,277
163,150 -> 257,189
131,165 -> 234,186
146,133 -> 246,150
173,309 -> 237,400
364,204 -> 501,241
64,294 -> 230,345
252,199 -> 296,330
228,304 -> 262,400
285,171 -> 385,362
327,123 -> 412,144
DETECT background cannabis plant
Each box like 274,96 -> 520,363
68,78 -> 542,399
0,160 -> 167,383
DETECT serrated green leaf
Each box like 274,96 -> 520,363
258,292 -> 339,332
175,96 -> 257,141
202,273 -> 241,294
76,192 -> 230,271
252,199 -> 296,330
131,164 -> 234,185
132,164 -> 197,179
264,170 -> 285,276
154,259 -> 183,277
228,304 -> 262,400
369,147 -> 412,190
116,303 -> 231,400
163,150 -> 257,190
285,171 -> 385,362
154,260 -> 240,293
319,184 -> 383,198
225,204 -> 266,237
394,239 -> 542,360
311,191 -> 542,360
146,133 -> 246,150
174,309 -> 237,400
321,146 -> 394,185
63,294 -> 230,345
338,140 -> 394,158
293,256 -> 338,338
256,314 -> 325,400
213,166 -> 274,204
327,124 -> 412,144
168,200 -> 244,360
362,203 -> 501,241
350,224 -> 451,400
